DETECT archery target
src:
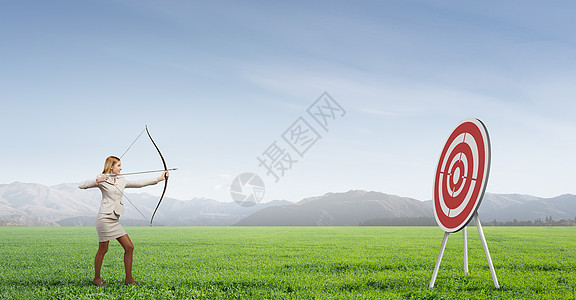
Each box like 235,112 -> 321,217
433,118 -> 491,233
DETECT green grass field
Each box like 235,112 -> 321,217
0,226 -> 575,299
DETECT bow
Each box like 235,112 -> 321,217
119,125 -> 170,226
145,125 -> 168,226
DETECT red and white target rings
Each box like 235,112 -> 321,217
433,118 -> 491,233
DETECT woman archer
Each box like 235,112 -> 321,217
79,155 -> 168,287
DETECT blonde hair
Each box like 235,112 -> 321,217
102,156 -> 120,174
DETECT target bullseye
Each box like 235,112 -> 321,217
450,160 -> 464,192
433,118 -> 491,232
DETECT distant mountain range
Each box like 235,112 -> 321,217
236,190 -> 431,226
1,182 -> 575,226
236,190 -> 576,226
0,182 -> 289,226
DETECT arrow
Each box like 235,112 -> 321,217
108,168 -> 178,177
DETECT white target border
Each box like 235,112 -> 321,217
433,118 -> 491,233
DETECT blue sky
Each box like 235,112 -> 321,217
1,0 -> 575,203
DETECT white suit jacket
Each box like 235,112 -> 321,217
79,176 -> 159,215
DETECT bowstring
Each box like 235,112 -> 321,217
114,127 -> 150,223
114,183 -> 149,222
120,127 -> 146,159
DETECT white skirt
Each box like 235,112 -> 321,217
95,212 -> 127,242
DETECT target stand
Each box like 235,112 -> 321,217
429,212 -> 499,289
428,118 -> 499,289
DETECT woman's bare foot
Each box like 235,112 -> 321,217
92,278 -> 108,287
124,279 -> 139,285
